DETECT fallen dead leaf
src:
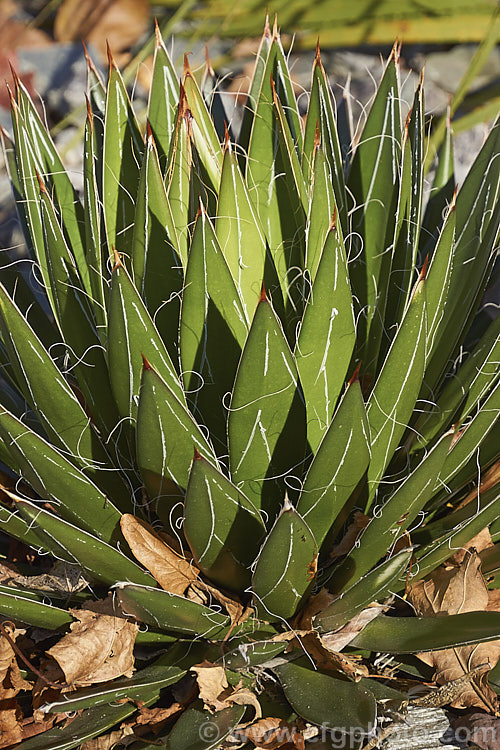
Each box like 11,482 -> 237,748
328,512 -> 370,562
121,514 -> 198,596
133,702 -> 184,735
408,550 -> 500,712
235,717 -> 305,749
0,561 -> 19,584
46,596 -> 138,687
80,722 -> 135,749
226,687 -> 262,718
192,660 -> 229,712
0,622 -> 32,749
449,527 -> 493,565
293,587 -> 334,631
54,0 -> 149,65
452,711 -> 500,750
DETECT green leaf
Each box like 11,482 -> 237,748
414,483 -> 500,579
216,143 -> 267,320
334,430 -> 452,588
40,651 -> 186,713
136,363 -> 216,519
132,127 -> 183,364
238,18 -> 273,154
252,499 -> 317,620
222,639 -> 287,670
439,379 -> 500,488
184,453 -> 265,593
147,28 -> 179,163
351,612 -> 500,653
366,271 -> 427,498
16,698 -> 158,750
167,703 -> 246,750
297,379 -> 370,548
0,283 -> 119,495
0,586 -> 73,629
0,408 -> 125,539
228,292 -> 307,519
347,49 -> 402,365
421,112 -> 455,249
183,62 -> 223,191
423,120 -> 500,393
295,223 -> 356,452
108,256 -> 184,425
166,89 -> 192,269
14,77 -> 89,295
115,582 -> 230,637
16,500 -> 153,587
303,46 -> 347,236
0,501 -> 60,556
83,100 -> 107,337
38,178 -> 120,441
180,207 -> 248,450
275,661 -> 376,733
305,143 -> 337,283
103,54 -> 143,254
382,79 -> 424,347
315,549 -> 412,631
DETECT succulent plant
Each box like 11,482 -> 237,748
0,19 -> 499,750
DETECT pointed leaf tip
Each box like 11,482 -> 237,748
420,254 -> 429,281
224,121 -> 231,151
348,362 -> 362,385
112,246 -> 123,271
264,12 -> 271,37
35,170 -> 47,193
106,41 -> 116,70
329,207 -> 337,231
272,13 -> 279,40
259,283 -> 267,303
315,38 -> 321,63
154,17 -> 161,45
193,446 -> 202,460
183,53 -> 191,77
146,120 -> 154,141
141,354 -> 152,370
314,121 -> 321,150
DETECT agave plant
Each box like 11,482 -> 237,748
0,19 -> 499,749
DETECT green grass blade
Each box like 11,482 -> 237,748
228,291 -> 307,519
295,220 -> 356,451
297,378 -> 370,548
184,453 -> 265,593
252,500 -> 317,619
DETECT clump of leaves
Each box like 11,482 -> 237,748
0,17 -> 499,750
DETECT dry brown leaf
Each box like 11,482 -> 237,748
0,697 -> 23,748
0,623 -> 32,749
408,551 -> 500,712
293,587 -> 334,631
449,527 -> 493,565
133,702 -> 184,735
321,603 -> 389,652
226,687 -> 262,718
236,717 -> 305,749
452,711 -> 500,750
300,632 -> 368,680
80,723 -> 135,749
46,596 -> 138,687
328,512 -> 370,562
0,561 -> 19,584
192,660 -> 229,712
54,0 -> 149,65
121,514 -> 198,595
